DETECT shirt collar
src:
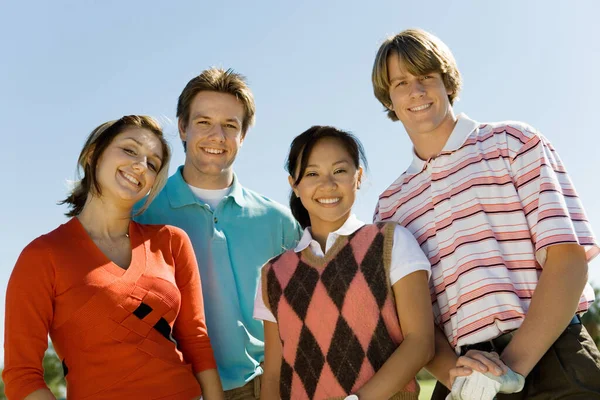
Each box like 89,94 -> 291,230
167,166 -> 246,208
407,113 -> 479,174
294,214 -> 365,252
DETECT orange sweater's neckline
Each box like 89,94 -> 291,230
68,218 -> 146,278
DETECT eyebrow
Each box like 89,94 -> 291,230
306,160 -> 350,168
190,113 -> 241,124
122,137 -> 163,162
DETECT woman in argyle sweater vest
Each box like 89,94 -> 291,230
253,126 -> 434,400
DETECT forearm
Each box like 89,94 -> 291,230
195,369 -> 224,400
260,374 -> 280,400
24,389 -> 56,400
356,333 -> 434,400
501,244 -> 588,376
424,325 -> 458,389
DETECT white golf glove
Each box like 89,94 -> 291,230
446,368 -> 525,400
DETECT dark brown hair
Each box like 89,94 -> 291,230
286,126 -> 368,229
59,115 -> 170,217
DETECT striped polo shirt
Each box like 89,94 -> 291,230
374,113 -> 599,352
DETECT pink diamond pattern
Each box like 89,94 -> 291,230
304,281 -> 340,355
341,272 -> 380,350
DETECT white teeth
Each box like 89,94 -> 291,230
121,172 -> 140,186
203,148 -> 224,154
317,198 -> 340,204
410,103 -> 432,112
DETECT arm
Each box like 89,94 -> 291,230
355,270 -> 434,400
3,240 -> 55,400
500,243 -> 588,376
170,228 -> 223,400
260,321 -> 283,400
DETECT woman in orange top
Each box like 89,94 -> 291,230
3,116 -> 224,400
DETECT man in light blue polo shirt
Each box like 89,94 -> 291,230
135,67 -> 301,398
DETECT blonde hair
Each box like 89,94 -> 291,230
60,115 -> 171,216
372,29 -> 462,121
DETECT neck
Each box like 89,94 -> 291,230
77,195 -> 132,239
409,109 -> 458,161
182,164 -> 233,190
310,213 -> 351,253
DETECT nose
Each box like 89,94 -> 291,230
409,80 -> 426,99
132,156 -> 149,172
207,124 -> 226,142
320,174 -> 337,190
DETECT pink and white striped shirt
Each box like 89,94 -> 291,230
374,113 -> 599,352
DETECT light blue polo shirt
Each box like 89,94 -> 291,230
134,166 -> 301,390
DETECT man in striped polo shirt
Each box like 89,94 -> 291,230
371,29 -> 600,399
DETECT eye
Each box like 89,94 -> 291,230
123,147 -> 137,156
334,169 -> 347,174
148,162 -> 158,172
305,171 -> 317,177
197,120 -> 210,126
225,123 -> 238,129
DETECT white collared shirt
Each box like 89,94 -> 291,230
253,214 -> 431,323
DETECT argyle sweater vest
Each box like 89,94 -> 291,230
262,223 -> 419,400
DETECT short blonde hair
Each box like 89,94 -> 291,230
372,29 -> 462,121
60,115 -> 171,217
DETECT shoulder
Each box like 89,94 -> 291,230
263,249 -> 298,271
136,222 -> 190,242
476,119 -> 541,148
241,187 -> 296,221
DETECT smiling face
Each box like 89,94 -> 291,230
179,91 -> 245,189
387,54 -> 456,143
94,127 -> 164,206
289,137 -> 362,235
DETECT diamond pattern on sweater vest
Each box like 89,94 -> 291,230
350,224 -> 384,265
283,261 -> 320,320
341,272 -> 380,350
266,267 -> 283,317
304,281 -> 340,355
366,316 -> 397,372
326,316 -> 365,393
280,359 -> 294,400
358,230 -> 388,309
294,326 -> 325,399
278,298 -> 305,367
320,245 -> 359,309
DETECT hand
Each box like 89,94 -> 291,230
447,367 -> 525,400
449,350 -> 508,386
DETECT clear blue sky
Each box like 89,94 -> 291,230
1,0 -> 599,363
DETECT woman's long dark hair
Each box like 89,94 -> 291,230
285,125 -> 368,229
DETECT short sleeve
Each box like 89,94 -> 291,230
510,132 -> 599,265
389,225 -> 431,285
253,273 -> 277,323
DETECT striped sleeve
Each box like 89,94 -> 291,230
509,132 -> 599,265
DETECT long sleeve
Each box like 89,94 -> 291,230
3,238 -> 54,399
169,226 -> 217,373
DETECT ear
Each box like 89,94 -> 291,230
288,175 -> 298,196
178,119 -> 187,142
357,167 -> 364,189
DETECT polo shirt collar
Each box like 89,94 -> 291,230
294,214 -> 365,253
407,113 -> 479,174
166,166 -> 246,208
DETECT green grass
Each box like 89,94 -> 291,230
419,379 -> 436,400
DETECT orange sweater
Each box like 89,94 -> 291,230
3,218 -> 217,399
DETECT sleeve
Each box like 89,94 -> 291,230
253,276 -> 277,323
509,131 -> 599,265
373,202 -> 382,223
169,227 -> 217,373
282,213 -> 302,251
3,239 -> 54,400
389,225 -> 431,286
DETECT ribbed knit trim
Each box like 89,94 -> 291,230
261,265 -> 271,313
300,234 -> 350,268
327,390 -> 419,400
381,222 -> 395,283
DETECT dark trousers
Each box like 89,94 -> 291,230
431,324 -> 600,399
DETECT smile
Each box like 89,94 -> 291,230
316,197 -> 340,205
202,147 -> 225,154
409,103 -> 432,112
120,171 -> 141,187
